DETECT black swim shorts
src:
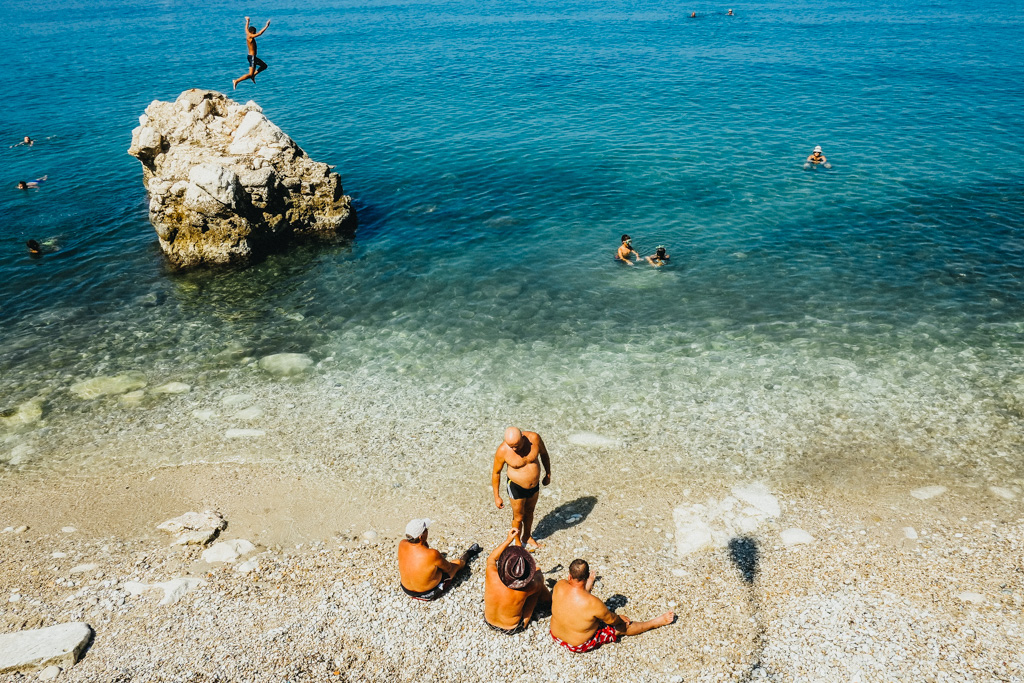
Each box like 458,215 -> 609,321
507,480 -> 540,500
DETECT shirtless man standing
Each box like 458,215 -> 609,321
492,426 -> 551,549
484,528 -> 551,634
397,518 -> 479,601
550,559 -> 675,653
232,16 -> 271,90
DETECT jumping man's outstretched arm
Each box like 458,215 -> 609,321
254,19 -> 271,36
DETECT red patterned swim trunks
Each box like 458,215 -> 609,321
550,625 -> 620,653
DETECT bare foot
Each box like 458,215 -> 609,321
525,536 -> 545,550
232,79 -> 238,90
654,611 -> 676,627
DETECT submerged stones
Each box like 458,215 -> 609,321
0,397 -> 44,430
69,373 -> 147,399
258,353 -> 313,377
128,89 -> 356,268
673,482 -> 781,558
567,432 -> 618,448
0,622 -> 93,674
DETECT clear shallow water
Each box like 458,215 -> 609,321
1,0 -> 1023,478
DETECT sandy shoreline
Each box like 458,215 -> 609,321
2,459 -> 1022,682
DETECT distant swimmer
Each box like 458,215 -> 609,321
17,176 -> 47,190
232,16 -> 271,90
616,234 -> 641,265
12,136 -> 34,148
727,9 -> 734,15
805,146 -> 831,169
646,245 -> 670,267
690,11 -> 697,18
27,240 -> 42,255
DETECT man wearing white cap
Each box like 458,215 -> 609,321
398,518 -> 480,601
806,145 -> 831,168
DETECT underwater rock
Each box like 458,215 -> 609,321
0,397 -> 44,430
128,89 -> 356,268
69,373 -> 147,399
258,353 -> 313,377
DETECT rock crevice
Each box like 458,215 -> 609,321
129,89 -> 356,268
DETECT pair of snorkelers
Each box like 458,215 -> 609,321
616,235 -> 670,267
232,16 -> 271,89
690,9 -> 734,18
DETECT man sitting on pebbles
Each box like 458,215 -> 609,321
549,559 -> 675,653
484,528 -> 551,634
398,518 -> 479,601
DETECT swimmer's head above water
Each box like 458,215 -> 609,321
655,246 -> 667,258
27,240 -> 41,254
621,234 -> 632,245
17,181 -> 28,189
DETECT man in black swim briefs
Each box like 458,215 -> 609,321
397,518 -> 480,601
492,427 -> 552,549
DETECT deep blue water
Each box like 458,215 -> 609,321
1,0 -> 1023,472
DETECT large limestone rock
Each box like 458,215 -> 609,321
0,622 -> 93,674
128,89 -> 356,268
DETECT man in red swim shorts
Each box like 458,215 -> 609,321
550,559 -> 675,653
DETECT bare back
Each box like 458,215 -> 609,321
550,579 -> 617,645
484,566 -> 537,629
397,539 -> 446,592
495,431 -> 543,488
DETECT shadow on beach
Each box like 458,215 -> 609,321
533,496 -> 598,541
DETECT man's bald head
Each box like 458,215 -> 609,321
504,426 -> 523,446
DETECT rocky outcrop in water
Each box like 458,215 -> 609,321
128,89 -> 356,268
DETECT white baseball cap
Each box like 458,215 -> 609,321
405,518 -> 433,539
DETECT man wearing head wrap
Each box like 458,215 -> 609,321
397,518 -> 480,601
491,426 -> 552,549
484,528 -> 551,634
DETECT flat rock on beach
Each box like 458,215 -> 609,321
0,622 -> 92,674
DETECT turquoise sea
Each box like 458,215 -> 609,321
1,0 -> 1022,480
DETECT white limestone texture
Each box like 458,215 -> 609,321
128,89 -> 356,268
202,539 -> 256,564
780,528 -> 815,546
157,510 -> 226,546
124,578 -> 205,606
566,431 -> 618,448
911,485 -> 948,500
673,482 -> 781,558
0,622 -> 93,674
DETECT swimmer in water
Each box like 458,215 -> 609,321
17,176 -> 47,190
805,146 -> 831,169
690,11 -> 697,18
646,245 -> 670,267
727,9 -> 734,15
616,235 -> 641,265
12,136 -> 34,148
27,240 -> 42,255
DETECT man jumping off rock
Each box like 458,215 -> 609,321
233,16 -> 270,90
